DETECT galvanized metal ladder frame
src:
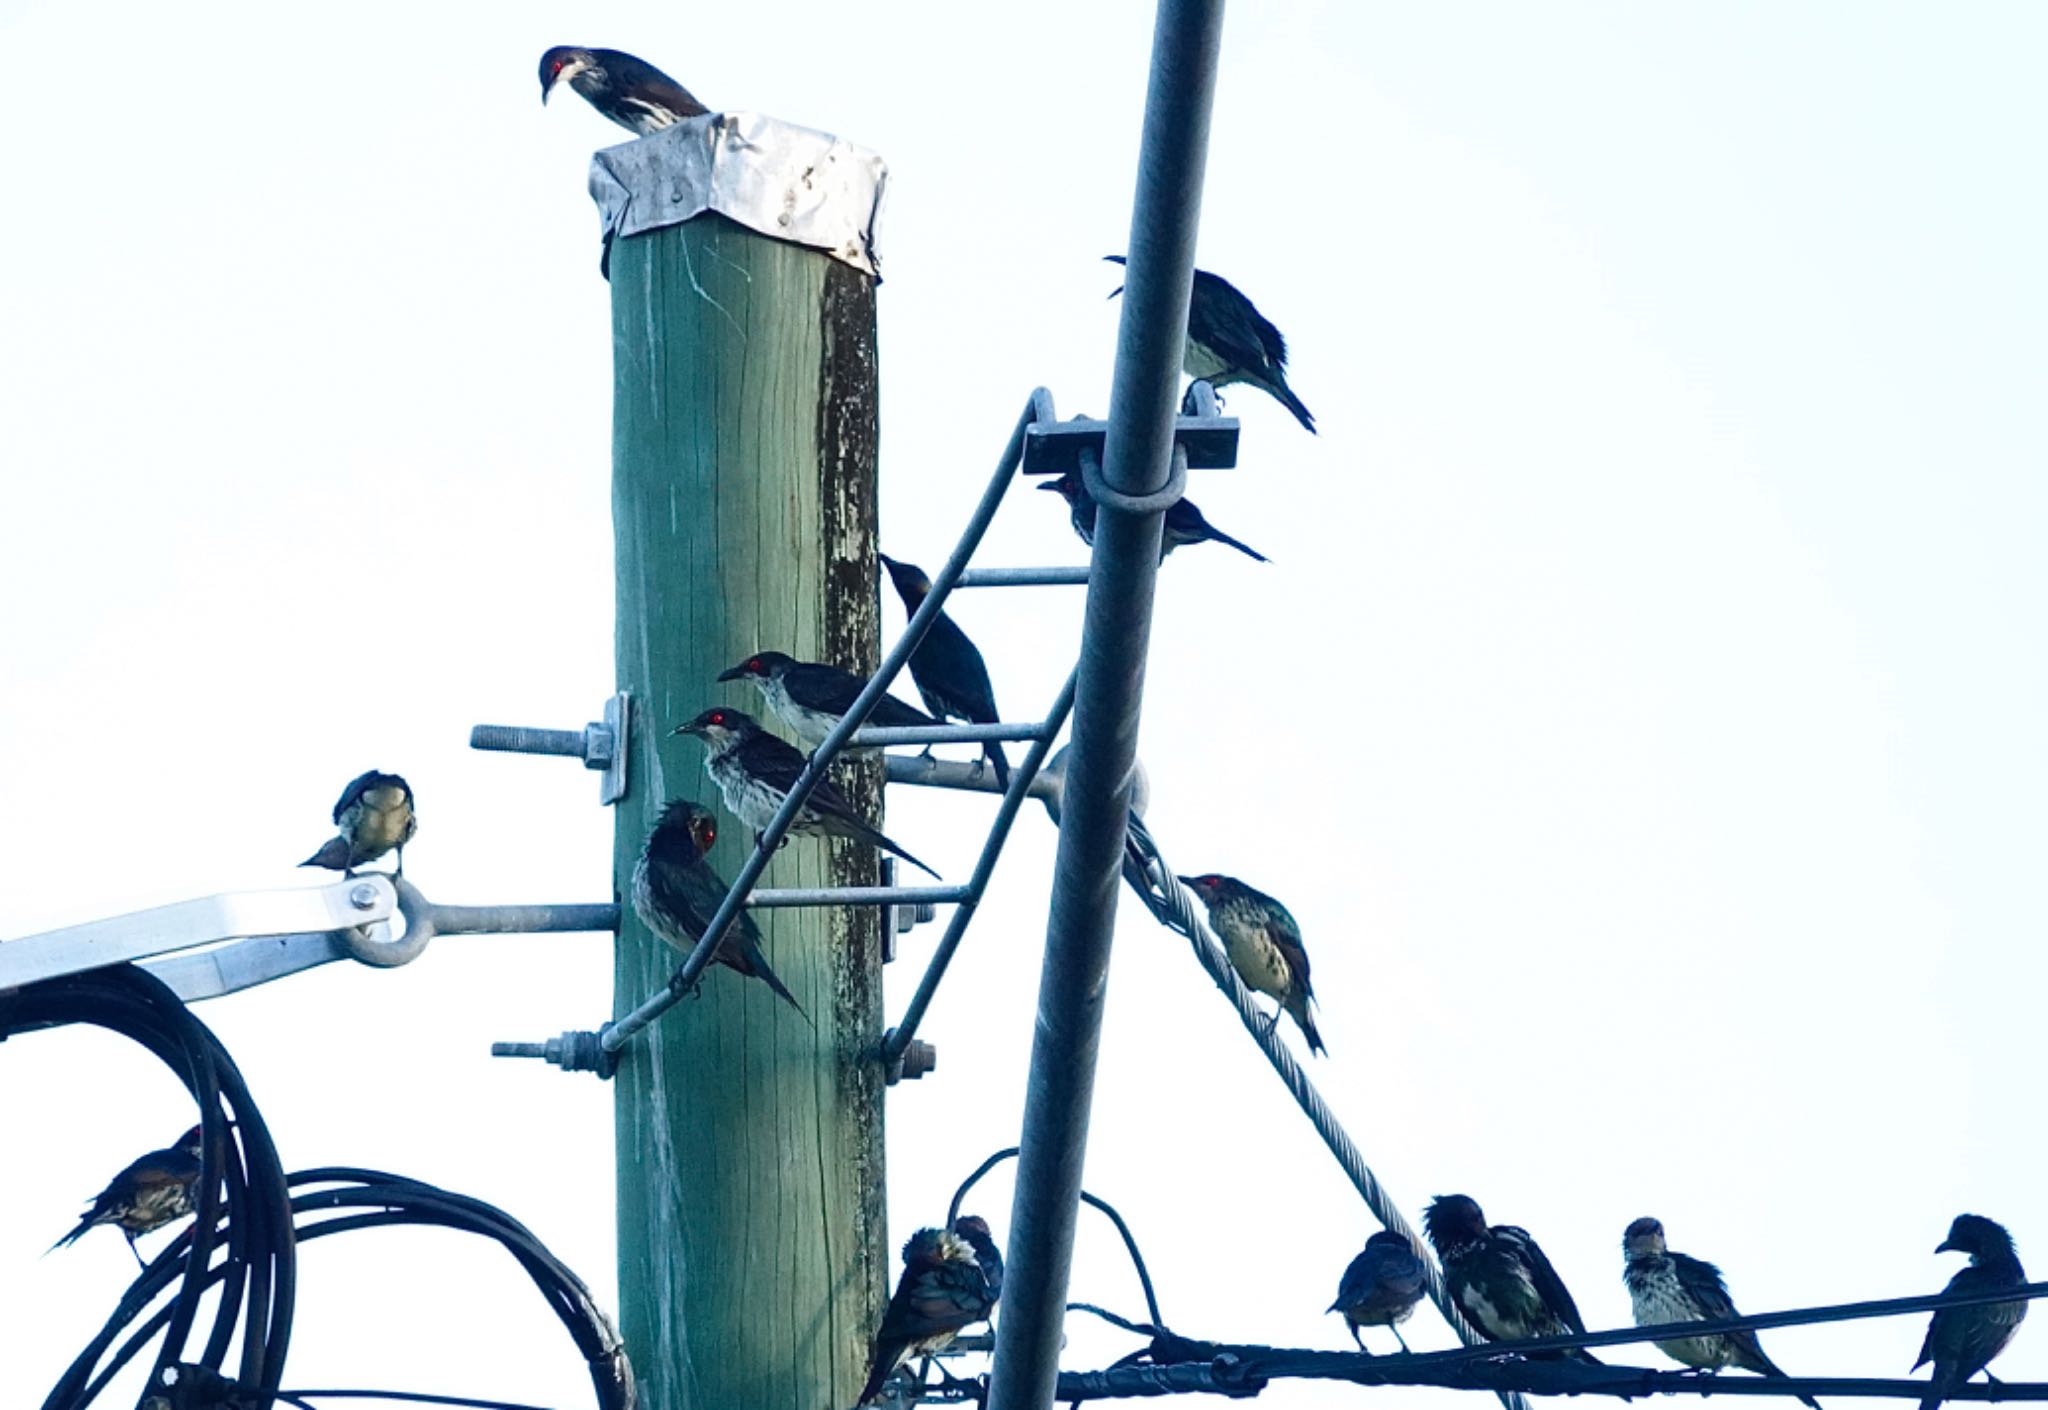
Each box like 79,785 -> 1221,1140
575,383 -> 1237,1077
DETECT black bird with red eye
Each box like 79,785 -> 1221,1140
717,650 -> 936,750
876,554 -> 1010,789
538,46 -> 707,136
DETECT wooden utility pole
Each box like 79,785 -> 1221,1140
607,187 -> 885,1405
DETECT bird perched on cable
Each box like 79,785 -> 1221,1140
631,798 -> 805,1017
1423,1194 -> 1600,1363
300,770 -> 416,877
1104,255 -> 1314,433
1329,1229 -> 1428,1352
538,46 -> 708,136
1623,1217 -> 1817,1407
1038,471 -> 1268,563
674,707 -> 938,878
51,1125 -> 208,1269
858,1217 -> 1003,1405
1915,1214 -> 2027,1410
1176,873 -> 1325,1055
877,554 -> 1010,789
716,650 -> 937,750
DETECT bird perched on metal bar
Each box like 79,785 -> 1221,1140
1423,1194 -> 1601,1363
716,650 -> 936,750
858,1217 -> 1003,1405
51,1125 -> 208,1269
1622,1217 -> 1817,1406
877,554 -> 1011,789
1176,873 -> 1325,1055
674,707 -> 939,878
1915,1214 -> 2027,1410
538,46 -> 708,136
1104,255 -> 1315,433
1038,471 -> 1268,563
1329,1229 -> 1428,1352
631,798 -> 805,1017
300,770 -> 416,877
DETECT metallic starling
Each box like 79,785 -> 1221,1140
1915,1214 -> 2027,1410
858,1219 -> 1003,1405
1105,255 -> 1315,433
51,1125 -> 206,1269
538,46 -> 708,135
1176,873 -> 1326,1055
716,650 -> 936,749
673,706 -> 939,879
1623,1217 -> 1818,1408
877,554 -> 1010,789
631,798 -> 805,1017
1423,1194 -> 1601,1364
1038,471 -> 1268,563
300,770 -> 416,877
1329,1229 -> 1428,1352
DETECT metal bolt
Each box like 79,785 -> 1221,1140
896,901 -> 938,933
898,1038 -> 938,1081
348,883 -> 379,910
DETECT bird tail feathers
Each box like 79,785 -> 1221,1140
1210,526 -> 1269,563
1264,376 -> 1317,434
300,836 -> 352,870
983,741 -> 1012,791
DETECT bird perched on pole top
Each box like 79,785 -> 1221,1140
1328,1229 -> 1428,1352
1622,1217 -> 1818,1408
1423,1194 -> 1601,1363
300,770 -> 416,877
1915,1214 -> 2027,1410
716,650 -> 936,750
51,1125 -> 209,1269
631,798 -> 806,1018
674,707 -> 939,879
1176,873 -> 1325,1055
1039,471 -> 1268,563
877,554 -> 1010,790
538,46 -> 708,136
858,1217 -> 1004,1405
1105,255 -> 1315,433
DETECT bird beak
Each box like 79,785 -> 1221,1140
1174,874 -> 1197,887
715,665 -> 747,683
1936,1238 -> 1960,1254
1036,480 -> 1062,492
671,722 -> 699,737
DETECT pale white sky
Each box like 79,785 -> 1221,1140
2,2 -> 2045,1407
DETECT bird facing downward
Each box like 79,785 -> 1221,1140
1423,1194 -> 1600,1363
858,1217 -> 1003,1405
1039,471 -> 1268,563
1329,1229 -> 1428,1352
300,770 -> 416,877
716,650 -> 936,749
673,707 -> 939,879
631,798 -> 806,1017
538,46 -> 708,136
1176,873 -> 1325,1055
1105,255 -> 1315,433
877,554 -> 1010,789
51,1125 -> 208,1269
1623,1217 -> 1818,1408
1916,1214 -> 2027,1410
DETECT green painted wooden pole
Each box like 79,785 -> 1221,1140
609,211 -> 885,1409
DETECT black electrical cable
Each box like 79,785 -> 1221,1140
949,1147 -> 1163,1328
0,965 -> 295,1410
275,1392 -> 560,1410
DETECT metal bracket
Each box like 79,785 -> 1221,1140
470,692 -> 630,804
1021,380 -> 1238,476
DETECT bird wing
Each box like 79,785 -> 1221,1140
910,617 -> 1001,724
736,733 -> 810,791
1265,918 -> 1314,998
330,769 -> 381,823
1496,1225 -> 1588,1334
879,1259 -> 994,1341
656,849 -> 766,952
601,49 -> 708,118
1670,1253 -> 1738,1320
1187,269 -> 1289,379
790,664 -> 936,727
